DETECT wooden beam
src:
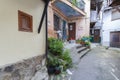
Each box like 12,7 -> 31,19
52,5 -> 69,21
52,5 -> 84,21
51,0 -> 86,21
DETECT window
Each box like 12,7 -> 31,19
54,14 -> 60,31
18,10 -> 33,32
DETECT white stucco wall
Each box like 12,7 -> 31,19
102,9 -> 120,46
0,0 -> 46,66
76,19 -> 86,39
83,0 -> 90,37
74,0 -> 90,40
90,10 -> 97,22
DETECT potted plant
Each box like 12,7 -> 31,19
76,39 -> 81,44
80,36 -> 91,47
59,50 -> 72,71
47,54 -> 55,74
47,38 -> 73,75
47,54 -> 62,74
85,41 -> 90,48
48,38 -> 63,56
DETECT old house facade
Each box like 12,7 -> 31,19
102,0 -> 120,47
90,0 -> 103,43
0,0 -> 49,80
91,0 -> 120,48
48,0 -> 90,41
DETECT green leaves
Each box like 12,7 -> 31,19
60,50 -> 72,70
48,38 -> 63,55
47,38 -> 72,71
71,0 -> 77,6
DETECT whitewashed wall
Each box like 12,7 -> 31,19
0,0 -> 46,66
90,10 -> 97,22
102,9 -> 120,46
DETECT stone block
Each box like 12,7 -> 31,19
0,54 -> 48,80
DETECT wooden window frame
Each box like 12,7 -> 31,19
18,10 -> 33,32
54,14 -> 60,31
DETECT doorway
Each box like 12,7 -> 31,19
110,31 -> 120,48
94,29 -> 100,42
68,23 -> 76,40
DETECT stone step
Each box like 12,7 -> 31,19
76,45 -> 82,49
79,48 -> 91,59
70,51 -> 81,64
77,47 -> 88,53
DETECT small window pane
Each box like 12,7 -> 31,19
18,10 -> 33,32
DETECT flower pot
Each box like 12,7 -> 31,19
54,66 -> 61,75
47,66 -> 55,74
80,41 -> 85,46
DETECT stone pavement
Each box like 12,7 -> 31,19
49,43 -> 120,80
70,45 -> 120,80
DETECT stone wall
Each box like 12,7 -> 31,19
0,55 -> 48,80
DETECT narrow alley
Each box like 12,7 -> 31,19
71,46 -> 120,80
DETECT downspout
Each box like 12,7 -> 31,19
38,0 -> 50,33
45,1 -> 49,58
38,0 -> 50,58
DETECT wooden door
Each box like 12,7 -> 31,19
94,29 -> 100,42
110,31 -> 120,48
68,23 -> 76,40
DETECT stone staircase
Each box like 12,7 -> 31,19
69,44 -> 91,65
76,45 -> 91,59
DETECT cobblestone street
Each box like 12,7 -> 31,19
70,46 -> 120,80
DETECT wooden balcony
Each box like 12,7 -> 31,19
51,0 -> 86,21
68,0 -> 85,11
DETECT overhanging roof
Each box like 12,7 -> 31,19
52,0 -> 86,20
109,0 -> 120,7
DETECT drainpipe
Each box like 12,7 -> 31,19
45,1 -> 49,58
38,0 -> 50,33
38,0 -> 50,58
100,1 -> 105,45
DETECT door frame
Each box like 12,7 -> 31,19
68,23 -> 76,40
110,31 -> 120,47
94,29 -> 100,43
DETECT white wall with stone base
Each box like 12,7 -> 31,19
0,55 -> 48,80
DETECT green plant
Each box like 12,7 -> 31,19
80,36 -> 91,47
47,53 -> 63,74
76,39 -> 81,43
71,0 -> 77,6
81,36 -> 91,42
59,50 -> 72,70
48,38 -> 63,55
47,38 -> 73,74
85,41 -> 90,47
47,54 -> 61,66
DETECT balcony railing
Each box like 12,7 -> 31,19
68,0 -> 85,11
